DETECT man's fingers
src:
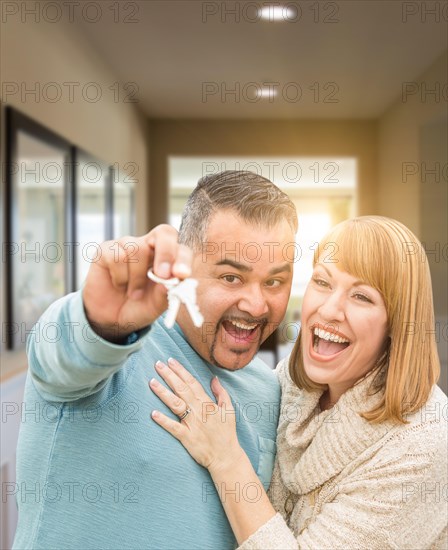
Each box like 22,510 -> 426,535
150,225 -> 193,281
101,239 -> 129,289
122,236 -> 154,300
151,225 -> 181,279
172,244 -> 193,279
101,236 -> 154,299
100,225 -> 193,299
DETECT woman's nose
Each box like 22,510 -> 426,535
237,285 -> 269,318
318,291 -> 345,323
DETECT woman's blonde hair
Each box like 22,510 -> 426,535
289,215 -> 440,424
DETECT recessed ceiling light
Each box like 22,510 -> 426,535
257,87 -> 278,99
258,5 -> 295,21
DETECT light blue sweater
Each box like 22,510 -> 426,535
13,292 -> 280,549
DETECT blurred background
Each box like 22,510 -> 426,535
1,1 -> 447,546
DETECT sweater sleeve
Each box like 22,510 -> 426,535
266,458 -> 293,520
238,423 -> 448,550
27,291 -> 149,402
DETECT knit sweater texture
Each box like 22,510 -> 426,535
239,356 -> 448,550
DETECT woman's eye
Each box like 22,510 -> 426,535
353,292 -> 372,303
313,277 -> 329,288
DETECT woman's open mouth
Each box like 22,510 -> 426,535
311,324 -> 351,359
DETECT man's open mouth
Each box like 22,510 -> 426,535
222,319 -> 262,343
311,325 -> 351,357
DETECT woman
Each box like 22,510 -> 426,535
149,216 -> 447,549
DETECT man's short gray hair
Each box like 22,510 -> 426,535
178,170 -> 298,251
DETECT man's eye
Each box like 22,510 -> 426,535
222,275 -> 241,284
265,279 -> 282,288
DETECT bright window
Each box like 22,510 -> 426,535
168,156 -> 357,336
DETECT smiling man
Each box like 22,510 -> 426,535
14,171 -> 298,550
177,209 -> 294,371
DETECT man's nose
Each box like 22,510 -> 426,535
237,284 -> 269,318
318,291 -> 345,323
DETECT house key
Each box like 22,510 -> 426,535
147,270 -> 204,329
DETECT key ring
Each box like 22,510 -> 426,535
147,269 -> 180,289
147,269 -> 204,329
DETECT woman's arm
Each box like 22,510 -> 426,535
149,358 -> 448,549
149,357 -> 278,545
208,448 -> 277,544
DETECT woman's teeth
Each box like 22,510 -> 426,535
313,327 -> 349,344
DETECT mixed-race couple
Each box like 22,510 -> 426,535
14,171 -> 447,549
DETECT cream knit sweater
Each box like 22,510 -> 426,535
238,357 -> 448,550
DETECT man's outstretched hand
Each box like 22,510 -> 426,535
82,225 -> 193,343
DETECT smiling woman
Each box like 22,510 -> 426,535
289,216 -> 440,423
150,215 -> 447,550
299,258 -> 390,411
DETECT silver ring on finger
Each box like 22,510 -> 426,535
177,407 -> 191,421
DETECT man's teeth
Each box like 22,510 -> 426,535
313,327 -> 349,344
230,320 -> 258,330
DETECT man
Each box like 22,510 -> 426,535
13,171 -> 298,549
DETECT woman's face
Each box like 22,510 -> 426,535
301,260 -> 389,398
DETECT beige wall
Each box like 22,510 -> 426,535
149,119 -> 377,226
378,52 -> 447,236
1,19 -> 149,379
378,52 -> 447,392
1,18 -> 149,234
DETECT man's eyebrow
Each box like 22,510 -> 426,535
215,260 -> 292,276
215,259 -> 253,272
269,263 -> 292,276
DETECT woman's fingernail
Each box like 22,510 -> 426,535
167,357 -> 176,366
152,410 -> 160,419
149,378 -> 159,387
155,361 -> 165,369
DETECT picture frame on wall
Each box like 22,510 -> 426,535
4,107 -> 74,350
112,165 -> 135,239
73,150 -> 113,290
4,107 -> 123,348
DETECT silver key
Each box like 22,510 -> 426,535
167,279 -> 204,328
147,270 -> 204,329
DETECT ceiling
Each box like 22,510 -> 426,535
76,0 -> 448,119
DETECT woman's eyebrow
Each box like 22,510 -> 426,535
315,262 -> 333,277
316,262 -> 371,288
